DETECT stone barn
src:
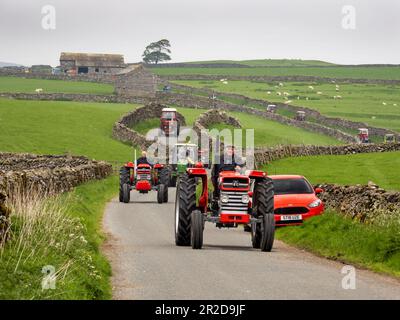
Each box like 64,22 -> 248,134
60,52 -> 125,75
114,64 -> 158,97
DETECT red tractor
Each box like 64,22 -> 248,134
160,107 -> 180,136
174,165 -> 275,251
119,162 -> 169,204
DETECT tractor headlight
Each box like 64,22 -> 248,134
241,194 -> 250,204
308,199 -> 321,208
221,194 -> 229,203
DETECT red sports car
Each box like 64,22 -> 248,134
270,175 -> 324,226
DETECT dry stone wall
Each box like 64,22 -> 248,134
0,153 -> 112,238
316,183 -> 400,224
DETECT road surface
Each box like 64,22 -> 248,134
103,188 -> 400,300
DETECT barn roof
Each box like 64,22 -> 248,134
60,52 -> 124,67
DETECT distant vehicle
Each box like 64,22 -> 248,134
267,104 -> 277,113
269,175 -> 324,226
358,128 -> 369,143
384,133 -> 396,143
295,111 -> 306,121
160,107 -> 180,136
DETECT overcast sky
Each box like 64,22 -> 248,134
0,0 -> 399,66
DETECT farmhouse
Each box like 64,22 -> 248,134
60,52 -> 125,75
114,64 -> 157,97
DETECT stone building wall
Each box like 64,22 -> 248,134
114,65 -> 158,97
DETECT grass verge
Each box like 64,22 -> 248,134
276,211 -> 400,278
0,175 -> 118,299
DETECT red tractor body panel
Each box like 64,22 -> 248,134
135,180 -> 152,192
219,213 -> 250,224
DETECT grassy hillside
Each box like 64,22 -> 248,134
184,59 -> 336,67
266,151 -> 400,191
0,98 -> 135,162
173,80 -> 400,132
153,66 -> 400,80
133,107 -> 341,146
0,76 -> 114,95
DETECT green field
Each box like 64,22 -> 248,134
0,76 -> 114,95
132,107 -> 341,146
153,66 -> 400,80
173,80 -> 400,132
0,98 -> 135,162
184,59 -> 337,67
266,151 -> 400,191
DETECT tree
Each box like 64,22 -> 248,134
142,39 -> 171,64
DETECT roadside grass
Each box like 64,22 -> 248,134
266,151 -> 400,191
276,211 -> 400,277
0,175 -> 118,299
0,98 -> 136,163
172,80 -> 400,132
153,66 -> 400,80
0,76 -> 114,95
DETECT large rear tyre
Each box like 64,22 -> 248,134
157,184 -> 165,204
175,172 -> 196,246
191,210 -> 204,249
119,167 -> 130,202
122,183 -> 130,203
253,178 -> 275,252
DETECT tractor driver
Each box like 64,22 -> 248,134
136,151 -> 152,166
211,145 -> 244,199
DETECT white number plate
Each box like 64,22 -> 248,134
280,215 -> 302,221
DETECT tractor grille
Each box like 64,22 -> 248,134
222,178 -> 249,190
137,173 -> 151,180
220,191 -> 248,214
274,207 -> 309,215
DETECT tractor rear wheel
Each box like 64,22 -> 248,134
157,184 -> 165,204
191,210 -> 204,249
175,172 -> 196,246
253,178 -> 275,252
119,166 -> 130,202
122,183 -> 130,203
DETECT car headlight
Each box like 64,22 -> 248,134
241,194 -> 250,204
221,194 -> 229,203
308,199 -> 321,208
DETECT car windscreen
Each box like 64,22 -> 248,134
273,179 -> 313,195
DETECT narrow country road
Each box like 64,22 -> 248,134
103,188 -> 400,300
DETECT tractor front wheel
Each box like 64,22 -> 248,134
122,183 -> 130,203
191,210 -> 204,249
157,184 -> 165,204
253,178 -> 275,252
163,184 -> 168,203
175,172 -> 196,246
119,166 -> 130,202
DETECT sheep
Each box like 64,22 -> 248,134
308,85 -> 314,90
284,100 -> 292,104
317,91 -> 323,95
382,102 -> 387,106
222,81 -> 228,85
334,95 -> 342,100
306,97 -> 309,100
276,92 -> 282,96
267,91 -> 271,95
283,92 -> 290,96
279,82 -> 284,87
394,103 -> 398,106
35,88 -> 43,93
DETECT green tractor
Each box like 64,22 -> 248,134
162,143 -> 199,187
